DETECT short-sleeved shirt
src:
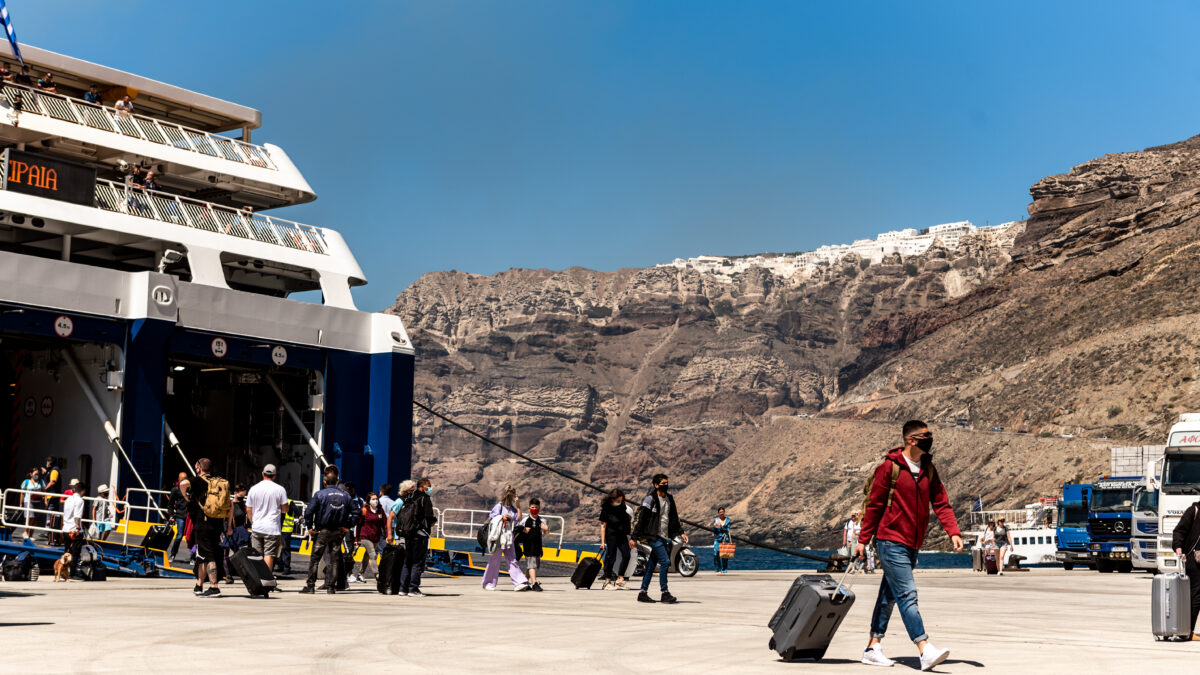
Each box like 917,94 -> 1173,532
62,493 -> 85,532
844,519 -> 861,544
83,91 -> 101,104
246,479 -> 288,535
20,479 -> 43,506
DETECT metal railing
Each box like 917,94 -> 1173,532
124,487 -> 171,524
2,82 -> 277,170
437,507 -> 566,549
1,488 -> 129,548
92,177 -> 330,254
966,508 -> 1056,529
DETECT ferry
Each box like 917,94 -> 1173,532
0,44 -> 415,571
964,498 -> 1060,566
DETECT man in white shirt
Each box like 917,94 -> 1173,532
62,483 -> 88,573
245,464 -> 289,572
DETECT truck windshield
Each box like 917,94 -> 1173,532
1133,489 -> 1157,512
1090,489 -> 1132,512
1057,501 -> 1088,527
1163,455 -> 1200,493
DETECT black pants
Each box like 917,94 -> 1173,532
1188,561 -> 1200,633
603,533 -> 630,580
306,529 -> 344,589
278,531 -> 292,572
399,535 -> 428,593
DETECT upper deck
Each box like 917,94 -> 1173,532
0,45 -> 314,208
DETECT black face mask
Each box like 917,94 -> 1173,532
657,483 -> 669,494
916,437 -> 933,454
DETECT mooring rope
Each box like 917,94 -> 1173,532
414,399 -> 834,564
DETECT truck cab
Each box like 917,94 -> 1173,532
1087,477 -> 1140,573
1157,414 -> 1200,573
1056,483 -> 1094,570
1131,486 -> 1159,571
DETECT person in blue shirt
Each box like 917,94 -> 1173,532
712,507 -> 732,574
82,84 -> 102,105
299,466 -> 354,595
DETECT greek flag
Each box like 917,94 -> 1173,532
0,0 -> 22,66
971,496 -> 983,512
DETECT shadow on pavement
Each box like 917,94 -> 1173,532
892,657 -> 985,669
0,621 -> 53,627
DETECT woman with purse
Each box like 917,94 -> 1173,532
712,507 -> 733,574
481,485 -> 531,592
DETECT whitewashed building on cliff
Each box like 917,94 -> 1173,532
662,220 -> 1019,279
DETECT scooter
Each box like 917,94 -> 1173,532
634,536 -> 699,578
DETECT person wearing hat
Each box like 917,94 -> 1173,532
91,484 -> 118,541
844,510 -> 864,571
245,463 -> 289,573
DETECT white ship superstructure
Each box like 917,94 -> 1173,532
0,45 -> 414,503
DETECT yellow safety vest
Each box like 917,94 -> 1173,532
281,512 -> 295,534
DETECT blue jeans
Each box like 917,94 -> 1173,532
869,539 -> 928,643
640,537 -> 671,592
168,517 -> 186,560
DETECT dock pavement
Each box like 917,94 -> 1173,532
0,568 -> 1193,673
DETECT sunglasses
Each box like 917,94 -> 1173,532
907,433 -> 932,440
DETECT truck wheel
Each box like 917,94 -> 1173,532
1097,561 -> 1114,573
1118,562 -> 1133,573
1062,563 -> 1074,571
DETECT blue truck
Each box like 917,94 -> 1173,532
1055,482 -> 1094,571
1087,477 -> 1141,573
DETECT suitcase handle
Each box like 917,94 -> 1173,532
832,562 -> 855,600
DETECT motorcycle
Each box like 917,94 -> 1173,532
633,536 -> 698,578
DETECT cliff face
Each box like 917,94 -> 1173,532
390,234 -> 1015,538
392,133 -> 1200,547
830,134 -> 1200,441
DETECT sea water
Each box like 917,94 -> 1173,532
566,544 -> 971,570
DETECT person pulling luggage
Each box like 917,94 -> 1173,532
1170,499 -> 1200,640
300,466 -> 354,595
855,420 -> 962,671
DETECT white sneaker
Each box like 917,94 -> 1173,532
919,644 -> 949,671
861,646 -> 894,667
354,575 -> 364,583
483,584 -> 497,591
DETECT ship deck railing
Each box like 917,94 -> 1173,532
2,82 -> 278,170
2,488 -> 130,549
436,507 -> 567,550
79,176 -> 329,254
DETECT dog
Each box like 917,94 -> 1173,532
53,553 -> 72,582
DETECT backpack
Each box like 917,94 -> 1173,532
398,496 -> 421,534
200,476 -> 231,520
859,459 -> 902,538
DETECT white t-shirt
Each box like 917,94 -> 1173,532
902,454 -> 921,477
245,479 -> 288,535
62,493 -> 85,532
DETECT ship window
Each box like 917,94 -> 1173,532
1037,536 -> 1044,545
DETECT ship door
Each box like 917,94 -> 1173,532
163,361 -> 319,496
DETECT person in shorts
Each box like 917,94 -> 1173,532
518,497 -> 549,592
245,464 -> 289,572
188,458 -> 234,598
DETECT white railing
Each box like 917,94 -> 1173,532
91,177 -> 330,254
2,83 -> 278,170
124,487 -> 172,525
966,508 -> 1054,529
2,488 -> 129,548
437,507 -> 566,549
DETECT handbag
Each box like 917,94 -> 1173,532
718,541 -> 736,559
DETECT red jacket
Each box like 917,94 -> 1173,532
858,448 -> 961,550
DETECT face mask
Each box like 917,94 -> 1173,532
370,499 -> 379,507
658,483 -> 669,494
916,437 -> 933,453
425,487 -> 433,495
529,508 -> 539,515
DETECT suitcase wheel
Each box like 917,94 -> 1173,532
781,647 -> 795,661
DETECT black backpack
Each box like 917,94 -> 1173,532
398,496 -> 421,534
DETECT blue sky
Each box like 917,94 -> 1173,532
15,2 -> 1200,310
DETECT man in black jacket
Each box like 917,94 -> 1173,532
632,473 -> 688,604
1171,500 -> 1200,640
300,466 -> 354,595
398,478 -> 437,597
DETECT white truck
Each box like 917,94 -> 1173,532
1155,414 -> 1200,573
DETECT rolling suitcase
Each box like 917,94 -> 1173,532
79,545 -> 106,582
971,548 -> 984,572
141,523 -> 174,551
768,572 -> 855,661
1152,572 -> 1192,640
572,554 -> 603,589
229,548 -> 277,597
984,550 -> 998,575
377,543 -> 405,595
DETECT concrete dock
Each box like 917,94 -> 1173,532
1,568 -> 1193,673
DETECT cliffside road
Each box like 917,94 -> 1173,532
2,571 -> 1188,672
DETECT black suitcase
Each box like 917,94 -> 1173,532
80,560 -> 107,582
141,523 -> 174,551
377,543 -> 405,595
768,573 -> 855,661
336,552 -> 352,591
2,553 -> 33,581
572,554 -> 603,589
229,548 -> 277,597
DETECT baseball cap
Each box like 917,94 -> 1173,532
262,464 -> 277,476
69,478 -> 80,487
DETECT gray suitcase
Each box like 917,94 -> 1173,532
1152,572 -> 1191,640
971,548 -> 984,572
768,573 -> 855,661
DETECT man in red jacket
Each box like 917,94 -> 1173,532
855,420 -> 963,671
